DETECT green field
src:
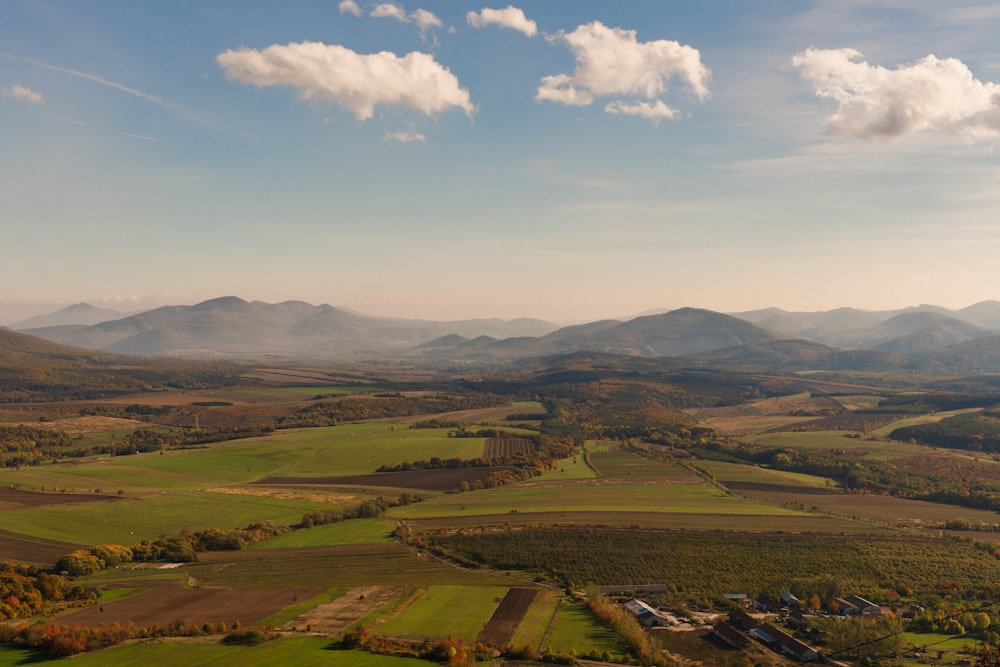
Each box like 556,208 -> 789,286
589,446 -> 692,478
250,518 -> 396,549
509,589 -> 561,648
0,491 -> 337,545
375,585 -> 507,641
544,601 -> 624,658
695,460 -> 835,487
0,640 -> 429,667
745,430 -> 927,460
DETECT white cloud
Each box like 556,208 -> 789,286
536,22 -> 709,123
338,0 -> 361,17
371,3 -> 407,21
384,130 -> 425,142
217,41 -> 475,121
793,47 -> 1000,141
1,84 -> 45,104
604,99 -> 676,125
371,3 -> 441,32
466,6 -> 537,37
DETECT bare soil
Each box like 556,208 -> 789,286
283,585 -> 404,634
0,529 -> 82,565
0,486 -> 125,509
59,580 -> 325,629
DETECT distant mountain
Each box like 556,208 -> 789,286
732,304 -> 999,350
19,296 -> 559,359
415,308 -> 785,361
11,303 -> 132,329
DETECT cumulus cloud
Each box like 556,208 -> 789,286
338,0 -> 362,17
466,6 -> 537,37
1,84 -> 45,104
793,47 -> 1000,141
217,41 -> 475,121
371,3 -> 442,32
604,99 -> 676,125
536,22 -> 709,124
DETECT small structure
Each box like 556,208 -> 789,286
623,599 -> 673,627
723,593 -> 749,606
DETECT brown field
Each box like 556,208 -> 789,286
476,587 -> 538,647
483,438 -> 535,459
0,486 -> 125,509
59,580 -> 324,629
0,529 -> 82,565
284,585 -> 404,634
699,415 -> 817,435
253,467 -> 517,492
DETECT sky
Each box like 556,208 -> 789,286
3,1 -> 1000,324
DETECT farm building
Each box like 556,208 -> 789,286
728,608 -> 759,632
713,621 -> 747,648
752,623 -> 819,662
844,595 -> 882,616
722,593 -> 750,606
622,599 -> 674,627
780,592 -> 800,608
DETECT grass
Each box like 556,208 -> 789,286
745,430 -> 927,460
527,456 -> 597,482
694,460 -> 835,487
543,600 -> 624,658
0,491 -> 337,545
249,518 -> 396,549
375,585 -> 506,641
99,587 -> 148,603
19,640 -> 430,666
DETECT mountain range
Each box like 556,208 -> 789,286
9,296 -> 1000,372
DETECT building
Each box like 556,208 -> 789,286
622,599 -> 674,627
713,621 -> 747,648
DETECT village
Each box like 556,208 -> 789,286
611,587 -> 890,663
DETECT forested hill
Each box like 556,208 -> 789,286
0,329 -> 241,402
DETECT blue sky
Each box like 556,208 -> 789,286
3,1 -> 1000,323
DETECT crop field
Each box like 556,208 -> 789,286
375,584 -> 507,641
174,544 -> 514,589
476,587 -> 539,646
588,446 -> 694,478
528,456 -> 596,481
483,437 -> 535,458
60,581 -> 323,629
254,466 -> 514,492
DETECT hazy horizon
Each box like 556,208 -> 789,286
4,2 -> 1000,323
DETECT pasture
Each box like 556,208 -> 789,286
544,601 -> 625,659
745,430 -> 928,460
374,585 -> 507,641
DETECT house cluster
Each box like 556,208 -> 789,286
753,591 -> 883,616
714,608 -> 819,663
